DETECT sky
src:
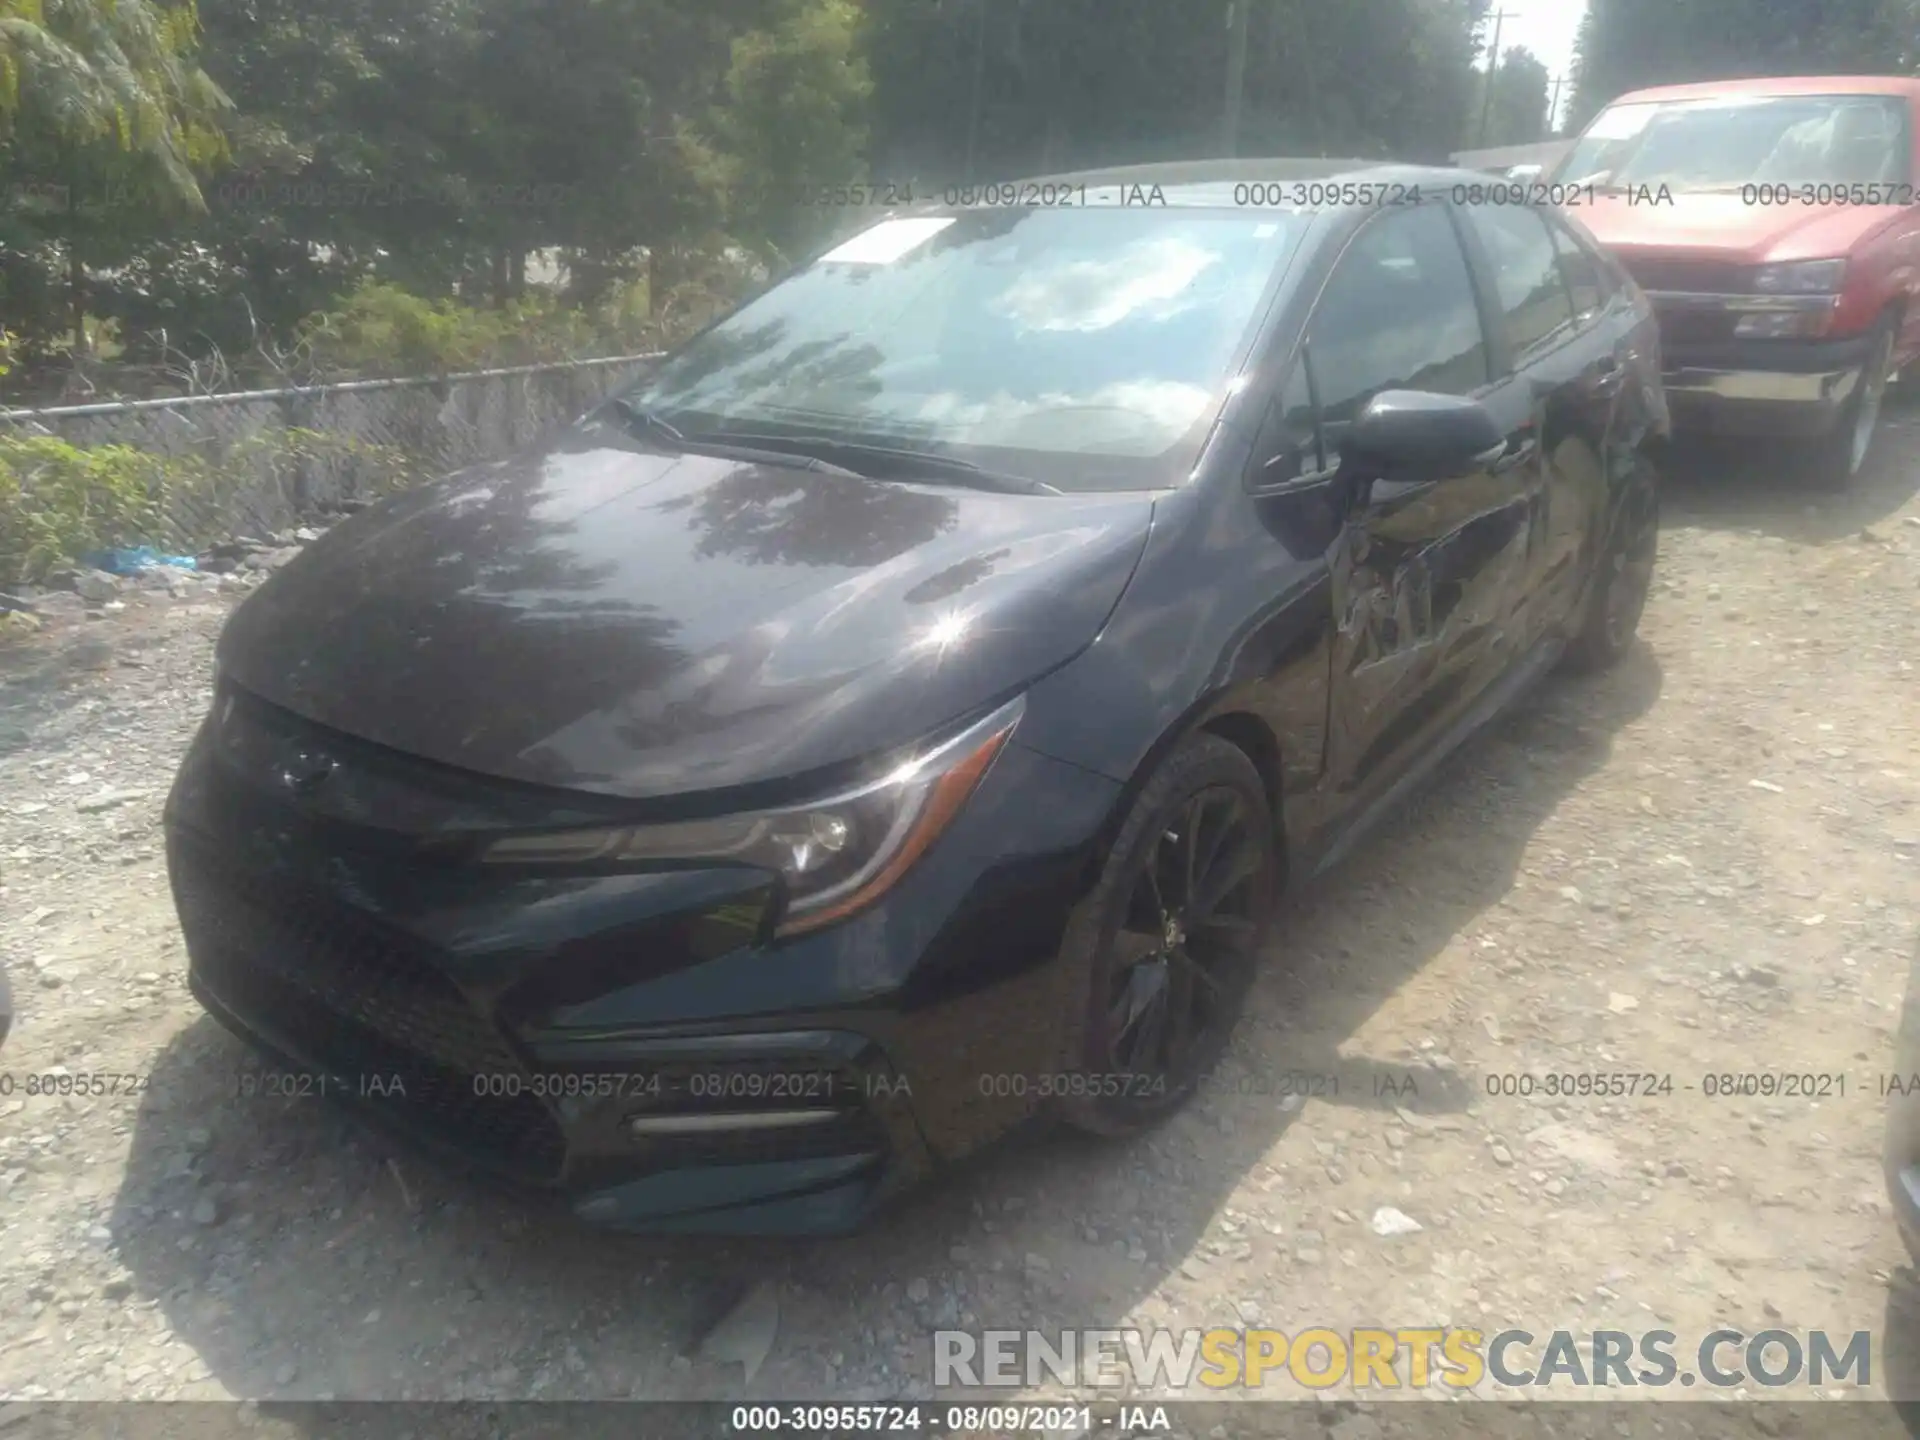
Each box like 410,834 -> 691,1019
1490,0 -> 1588,129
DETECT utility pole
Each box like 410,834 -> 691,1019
1223,0 -> 1251,158
964,0 -> 989,183
1548,74 -> 1565,138
1475,9 -> 1512,148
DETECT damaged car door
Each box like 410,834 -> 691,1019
1294,200 -> 1535,802
1454,199 -> 1619,650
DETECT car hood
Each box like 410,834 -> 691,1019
216,426 -> 1156,800
1576,190 -> 1900,265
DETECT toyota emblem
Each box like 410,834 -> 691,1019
278,751 -> 337,795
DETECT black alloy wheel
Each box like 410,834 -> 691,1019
1057,733 -> 1280,1137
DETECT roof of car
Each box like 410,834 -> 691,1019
974,158 -> 1496,209
1610,74 -> 1920,106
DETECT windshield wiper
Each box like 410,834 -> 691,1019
602,402 -> 1061,493
703,430 -> 1064,495
601,399 -> 866,480
604,397 -> 686,446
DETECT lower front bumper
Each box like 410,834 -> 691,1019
189,959 -> 920,1236
1660,333 -> 1874,439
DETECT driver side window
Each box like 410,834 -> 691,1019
1303,204 -> 1491,461
1251,204 -> 1490,486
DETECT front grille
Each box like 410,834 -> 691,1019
1621,257 -> 1752,294
170,833 -> 568,1183
1653,307 -> 1740,348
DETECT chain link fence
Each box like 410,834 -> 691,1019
0,354 -> 662,562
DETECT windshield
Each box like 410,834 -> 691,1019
1558,93 -> 1910,192
617,207 -> 1306,492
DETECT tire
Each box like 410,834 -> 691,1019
1808,315 -> 1896,491
1563,452 -> 1660,674
1055,733 -> 1281,1138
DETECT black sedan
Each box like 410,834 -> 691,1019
165,160 -> 1668,1235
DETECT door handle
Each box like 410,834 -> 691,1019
1250,466 -> 1339,498
1474,436 -> 1539,474
1491,436 -> 1539,474
1364,476 -> 1437,507
1589,355 -> 1626,397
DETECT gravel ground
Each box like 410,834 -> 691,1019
1,412 -> 1918,1423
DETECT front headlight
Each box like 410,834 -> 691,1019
1753,259 -> 1846,294
481,695 -> 1024,936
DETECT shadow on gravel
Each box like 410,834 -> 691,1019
1659,388 -> 1920,544
107,644 -> 1664,1408
0,628 -> 114,756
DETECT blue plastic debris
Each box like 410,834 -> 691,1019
78,546 -> 198,574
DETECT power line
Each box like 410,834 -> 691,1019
1475,9 -> 1515,148
1223,0 -> 1251,158
964,0 -> 989,183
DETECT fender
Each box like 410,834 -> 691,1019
1017,467 -> 1337,900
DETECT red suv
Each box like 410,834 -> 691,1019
1551,76 -> 1920,487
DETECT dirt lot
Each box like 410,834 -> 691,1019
1,411 -> 1917,1423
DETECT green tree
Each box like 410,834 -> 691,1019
0,0 -> 230,354
4,0 -> 1510,394
1469,43 -> 1551,146
865,0 -> 1488,183
0,0 -> 228,199
709,0 -> 871,266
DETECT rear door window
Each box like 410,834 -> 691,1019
1549,221 -> 1609,322
1463,204 -> 1579,363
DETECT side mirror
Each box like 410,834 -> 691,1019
1506,163 -> 1544,182
1345,390 -> 1504,483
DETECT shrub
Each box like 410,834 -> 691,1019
0,435 -> 179,584
0,426 -> 424,585
296,278 -> 672,378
